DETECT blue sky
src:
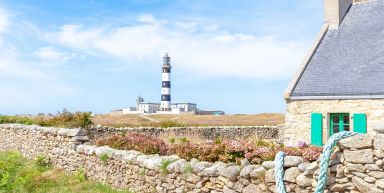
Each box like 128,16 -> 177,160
0,0 -> 323,115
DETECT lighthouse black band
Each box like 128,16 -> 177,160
162,68 -> 171,73
162,81 -> 171,88
161,94 -> 171,101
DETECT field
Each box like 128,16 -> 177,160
93,113 -> 284,127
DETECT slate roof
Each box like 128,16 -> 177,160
291,1 -> 384,98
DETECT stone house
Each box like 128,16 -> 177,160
284,0 -> 384,146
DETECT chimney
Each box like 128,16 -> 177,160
324,0 -> 352,28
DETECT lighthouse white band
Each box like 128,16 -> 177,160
162,73 -> 171,81
162,88 -> 171,94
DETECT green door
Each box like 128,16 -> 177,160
330,113 -> 350,136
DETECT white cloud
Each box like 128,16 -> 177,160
0,7 -> 9,34
46,14 -> 306,80
0,7 -> 10,46
35,47 -> 75,65
138,14 -> 157,24
0,58 -> 77,109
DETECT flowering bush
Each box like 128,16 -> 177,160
96,133 -> 323,164
298,141 -> 309,148
96,133 -> 169,155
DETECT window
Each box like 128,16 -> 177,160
330,113 -> 350,136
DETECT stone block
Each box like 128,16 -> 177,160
264,169 -> 275,183
296,174 -> 312,187
374,134 -> 384,150
352,176 -> 382,193
249,166 -> 266,179
220,166 -> 240,181
344,149 -> 374,164
242,184 -> 262,193
284,156 -> 304,167
338,134 -> 373,149
283,167 -> 300,183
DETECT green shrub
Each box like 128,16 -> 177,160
74,168 -> 86,182
0,115 -> 35,125
100,154 -> 109,165
138,169 -> 145,176
214,138 -> 222,144
159,160 -> 174,174
120,130 -> 128,136
169,138 -> 176,144
183,164 -> 193,174
179,137 -> 189,144
0,109 -> 93,129
34,155 -> 50,169
254,139 -> 274,148
157,120 -> 185,128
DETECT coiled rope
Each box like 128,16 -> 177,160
274,131 -> 357,193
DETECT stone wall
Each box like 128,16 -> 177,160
284,99 -> 384,146
87,125 -> 281,143
2,124 -> 384,192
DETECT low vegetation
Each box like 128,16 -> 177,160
0,109 -> 93,128
93,113 -> 284,127
96,132 -> 322,165
96,133 -> 168,155
0,151 -> 132,193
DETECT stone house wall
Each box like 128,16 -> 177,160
2,124 -> 384,192
87,125 -> 282,143
284,99 -> 384,146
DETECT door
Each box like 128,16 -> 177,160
330,113 -> 350,136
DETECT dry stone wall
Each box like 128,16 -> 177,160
2,124 -> 384,192
87,125 -> 281,143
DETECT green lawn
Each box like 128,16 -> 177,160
0,151 -> 133,193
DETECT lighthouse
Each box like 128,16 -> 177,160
161,53 -> 172,111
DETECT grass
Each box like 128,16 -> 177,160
0,151 -> 132,193
182,164 -> 193,175
100,154 -> 109,165
159,160 -> 174,175
93,113 -> 284,128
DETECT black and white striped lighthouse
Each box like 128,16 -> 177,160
161,53 -> 172,111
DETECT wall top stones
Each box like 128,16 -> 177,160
0,124 -> 88,138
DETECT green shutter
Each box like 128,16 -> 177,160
311,113 -> 323,146
353,113 -> 367,134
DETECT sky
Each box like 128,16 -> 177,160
0,0 -> 324,115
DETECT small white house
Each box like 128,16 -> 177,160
138,102 -> 160,114
122,106 -> 138,114
171,103 -> 197,112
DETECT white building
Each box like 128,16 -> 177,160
122,106 -> 138,114
172,103 -> 197,112
138,102 -> 160,114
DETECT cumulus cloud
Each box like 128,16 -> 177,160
46,14 -> 306,80
35,47 -> 75,65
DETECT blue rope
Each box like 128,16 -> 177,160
274,131 -> 357,193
